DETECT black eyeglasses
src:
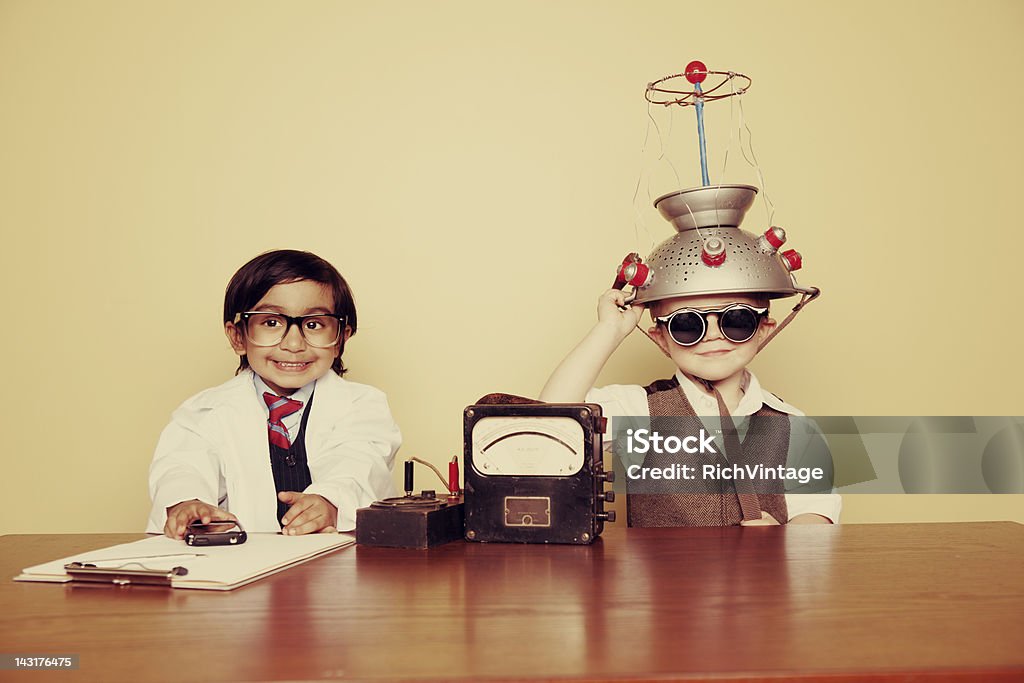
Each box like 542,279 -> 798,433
238,312 -> 346,348
653,304 -> 769,347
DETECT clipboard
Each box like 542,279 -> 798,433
15,533 -> 354,590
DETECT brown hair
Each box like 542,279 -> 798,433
223,250 -> 356,375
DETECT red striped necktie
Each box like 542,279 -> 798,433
263,393 -> 304,449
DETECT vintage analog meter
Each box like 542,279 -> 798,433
463,400 -> 616,545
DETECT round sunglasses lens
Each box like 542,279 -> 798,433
669,312 -> 705,346
720,307 -> 759,343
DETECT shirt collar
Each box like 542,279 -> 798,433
253,373 -> 315,414
673,369 -> 765,417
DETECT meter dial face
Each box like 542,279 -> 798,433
471,416 -> 584,476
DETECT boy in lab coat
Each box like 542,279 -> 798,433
148,250 -> 400,537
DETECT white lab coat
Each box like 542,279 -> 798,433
147,370 -> 400,533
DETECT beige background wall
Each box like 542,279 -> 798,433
1,0 -> 1021,534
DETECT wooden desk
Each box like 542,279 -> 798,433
1,523 -> 1022,682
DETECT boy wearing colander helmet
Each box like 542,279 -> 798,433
540,185 -> 839,527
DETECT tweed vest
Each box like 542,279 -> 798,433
625,376 -> 790,527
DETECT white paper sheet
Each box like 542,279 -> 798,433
15,533 -> 355,590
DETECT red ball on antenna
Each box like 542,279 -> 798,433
685,60 -> 708,84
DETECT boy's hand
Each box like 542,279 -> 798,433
278,492 -> 338,535
164,499 -> 237,539
597,289 -> 645,340
740,511 -> 781,526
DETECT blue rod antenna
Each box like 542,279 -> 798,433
694,82 -> 710,186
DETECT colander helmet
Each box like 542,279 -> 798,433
625,184 -> 817,306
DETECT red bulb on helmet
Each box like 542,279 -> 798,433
620,261 -> 651,287
614,253 -> 652,289
781,249 -> 803,271
756,226 -> 787,253
701,238 -> 726,267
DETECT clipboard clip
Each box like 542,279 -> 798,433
64,561 -> 189,586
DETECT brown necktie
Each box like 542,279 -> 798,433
711,387 -> 763,522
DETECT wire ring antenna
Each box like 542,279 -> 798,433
645,70 -> 752,107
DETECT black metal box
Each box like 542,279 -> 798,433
355,495 -> 465,549
463,402 -> 615,544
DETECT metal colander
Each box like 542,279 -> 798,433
631,184 -> 814,305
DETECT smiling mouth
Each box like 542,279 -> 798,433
272,361 -> 313,370
696,349 -> 733,357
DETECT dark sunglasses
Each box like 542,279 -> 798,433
654,304 -> 769,347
